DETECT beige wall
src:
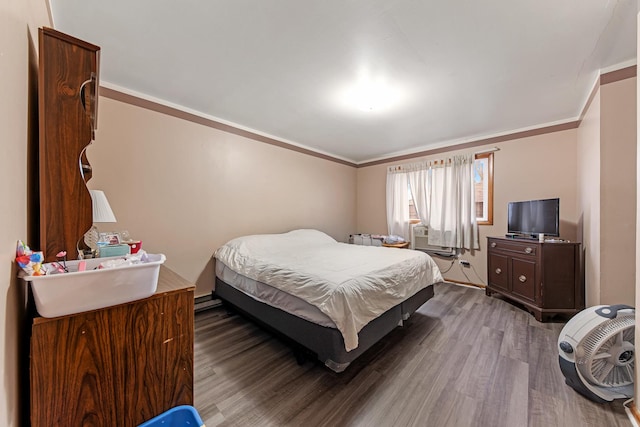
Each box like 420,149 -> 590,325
356,129 -> 579,285
600,77 -> 637,305
635,10 -> 640,405
1,1 -> 51,425
577,77 -> 637,307
578,89 -> 602,306
87,97 -> 357,296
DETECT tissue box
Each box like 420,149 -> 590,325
99,244 -> 131,257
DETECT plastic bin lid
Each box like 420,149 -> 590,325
138,405 -> 204,427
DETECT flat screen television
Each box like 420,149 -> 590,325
508,198 -> 559,237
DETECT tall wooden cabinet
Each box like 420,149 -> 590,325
31,27 -> 195,426
38,27 -> 100,261
486,237 -> 583,321
30,267 -> 195,426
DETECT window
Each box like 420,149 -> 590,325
408,185 -> 419,222
407,152 -> 494,225
474,152 -> 494,225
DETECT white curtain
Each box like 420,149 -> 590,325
406,164 -> 429,226
425,154 -> 479,249
386,167 -> 410,241
390,154 -> 479,250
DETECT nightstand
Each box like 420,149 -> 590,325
382,242 -> 410,249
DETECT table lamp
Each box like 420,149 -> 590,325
84,189 -> 117,255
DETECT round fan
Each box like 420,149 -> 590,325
558,304 -> 635,403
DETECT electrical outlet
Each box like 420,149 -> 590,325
459,259 -> 471,267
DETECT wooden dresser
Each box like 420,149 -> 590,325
486,236 -> 583,321
32,26 -> 194,426
29,266 -> 195,427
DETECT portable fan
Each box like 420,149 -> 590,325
558,304 -> 635,403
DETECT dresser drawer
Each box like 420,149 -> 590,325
488,239 -> 537,257
488,253 -> 509,292
510,257 -> 537,303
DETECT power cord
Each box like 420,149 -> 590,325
470,263 -> 486,285
454,259 -> 486,286
436,254 -> 485,286
439,258 -> 456,274
459,263 -> 475,284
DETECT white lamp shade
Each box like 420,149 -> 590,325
90,190 -> 117,223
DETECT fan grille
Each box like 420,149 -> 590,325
84,226 -> 99,251
576,315 -> 635,387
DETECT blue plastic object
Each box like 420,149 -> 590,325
138,405 -> 205,427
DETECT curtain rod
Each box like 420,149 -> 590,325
389,146 -> 501,171
474,147 -> 500,155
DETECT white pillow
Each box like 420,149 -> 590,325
215,229 -> 336,260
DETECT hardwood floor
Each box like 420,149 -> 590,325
194,282 -> 630,426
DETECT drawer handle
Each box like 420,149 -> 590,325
491,242 -> 497,248
79,74 -> 95,114
524,247 -> 533,254
519,275 -> 527,283
495,268 -> 502,274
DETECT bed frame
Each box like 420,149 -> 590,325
213,277 -> 435,372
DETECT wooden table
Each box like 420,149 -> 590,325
382,241 -> 410,249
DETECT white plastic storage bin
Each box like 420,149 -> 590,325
349,234 -> 383,246
23,253 -> 166,318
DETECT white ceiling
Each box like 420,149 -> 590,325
50,0 -> 638,164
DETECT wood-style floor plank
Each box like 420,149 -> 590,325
194,282 -> 630,426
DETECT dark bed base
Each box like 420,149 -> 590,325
213,277 -> 435,372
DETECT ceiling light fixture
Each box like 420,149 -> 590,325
340,72 -> 403,113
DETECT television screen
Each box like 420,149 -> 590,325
508,198 -> 559,237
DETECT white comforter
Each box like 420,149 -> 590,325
214,229 -> 443,351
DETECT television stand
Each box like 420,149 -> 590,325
486,237 -> 583,321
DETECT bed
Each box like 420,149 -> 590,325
213,229 -> 443,372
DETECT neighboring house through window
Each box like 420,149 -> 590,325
474,152 -> 494,225
408,185 -> 419,222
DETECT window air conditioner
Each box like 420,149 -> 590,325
410,224 -> 456,256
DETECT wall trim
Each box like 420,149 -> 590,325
99,65 -> 636,170
444,278 -> 486,289
579,79 -> 601,124
624,399 -> 640,427
357,121 -> 579,168
578,65 -> 636,125
600,65 -> 637,86
99,86 -> 358,168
